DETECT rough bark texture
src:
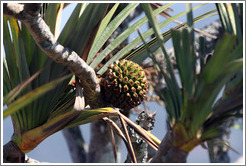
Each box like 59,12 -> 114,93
162,146 -> 188,163
149,129 -> 188,163
150,130 -> 172,162
125,111 -> 156,163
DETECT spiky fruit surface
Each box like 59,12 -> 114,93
100,59 -> 148,110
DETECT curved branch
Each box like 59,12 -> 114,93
3,3 -> 101,108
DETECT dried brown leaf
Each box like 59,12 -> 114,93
119,115 -> 137,163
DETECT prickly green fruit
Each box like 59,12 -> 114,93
100,59 -> 148,110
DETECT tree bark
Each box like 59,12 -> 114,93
3,141 -> 25,163
150,130 -> 188,163
88,120 -> 121,163
125,110 -> 156,163
62,127 -> 88,163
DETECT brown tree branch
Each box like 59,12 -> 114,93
3,3 -> 101,108
149,129 -> 188,163
149,130 -> 173,162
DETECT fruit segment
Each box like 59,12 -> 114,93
100,60 -> 148,110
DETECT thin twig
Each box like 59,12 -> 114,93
118,112 -> 159,151
107,124 -> 117,163
103,117 -> 136,163
119,115 -> 137,163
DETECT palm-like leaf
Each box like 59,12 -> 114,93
140,3 -> 243,153
96,3 -> 213,75
3,3 -> 110,153
3,3 -> 232,160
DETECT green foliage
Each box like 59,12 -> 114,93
97,3 -> 211,75
129,4 -> 216,63
4,2 -> 240,156
3,74 -> 72,119
140,3 -> 243,152
3,3 -> 112,150
88,3 -> 140,65
63,3 -> 108,58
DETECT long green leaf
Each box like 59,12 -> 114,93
172,29 -> 194,98
3,74 -> 72,118
226,4 -> 236,36
129,9 -> 216,63
3,59 -> 11,96
223,58 -> 243,74
97,3 -> 209,75
17,24 -> 32,92
3,70 -> 41,105
58,3 -> 85,45
21,23 -> 37,67
142,3 -> 182,120
231,3 -> 242,42
191,48 -> 242,133
199,36 -> 206,73
203,34 -> 236,83
137,28 -> 163,75
130,35 -> 172,64
7,18 -> 32,130
186,3 -> 194,43
216,4 -> 233,33
136,28 -> 180,120
44,3 -> 60,34
66,107 -> 118,128
186,3 -> 196,92
89,3 -> 173,68
162,87 -> 176,121
64,3 -> 108,57
141,3 -> 172,57
88,3 -> 139,66
3,17 -> 19,89
92,3 -> 120,46
87,3 -> 120,63
136,28 -> 181,119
